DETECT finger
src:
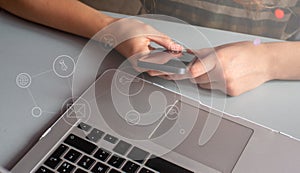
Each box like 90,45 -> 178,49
159,73 -> 191,80
189,53 -> 217,78
191,74 -> 211,84
143,51 -> 183,65
157,52 -> 218,81
147,35 -> 183,52
198,83 -> 212,89
147,70 -> 173,76
191,67 -> 220,84
198,82 -> 225,92
159,74 -> 186,81
159,75 -> 169,80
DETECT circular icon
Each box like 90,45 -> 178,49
100,34 -> 117,50
61,97 -> 75,113
114,69 -> 145,97
61,97 -> 92,126
73,14 -> 227,156
125,110 -> 141,125
53,55 -> 75,78
16,73 -> 31,88
165,105 -> 179,120
31,106 -> 42,117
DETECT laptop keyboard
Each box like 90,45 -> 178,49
35,122 -> 193,173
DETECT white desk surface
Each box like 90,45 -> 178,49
1,11 -> 300,168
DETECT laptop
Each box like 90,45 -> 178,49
8,66 -> 300,173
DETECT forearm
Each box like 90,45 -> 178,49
0,0 -> 116,38
266,41 -> 300,80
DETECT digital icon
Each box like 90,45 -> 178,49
114,71 -> 145,97
31,106 -> 42,117
53,55 -> 75,78
59,59 -> 68,71
62,97 -> 91,125
125,110 -> 141,125
77,13 -> 225,158
100,34 -> 116,50
165,105 -> 179,120
16,73 -> 31,88
119,76 -> 140,85
67,103 -> 86,119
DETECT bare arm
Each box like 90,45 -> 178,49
0,0 -> 180,73
267,41 -> 300,80
0,0 -> 116,38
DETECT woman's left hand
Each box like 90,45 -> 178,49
157,41 -> 274,96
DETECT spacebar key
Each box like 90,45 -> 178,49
145,155 -> 194,173
64,134 -> 97,154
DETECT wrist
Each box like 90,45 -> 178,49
262,42 -> 278,81
264,41 -> 300,80
90,12 -> 119,38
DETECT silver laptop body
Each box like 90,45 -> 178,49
10,68 -> 300,173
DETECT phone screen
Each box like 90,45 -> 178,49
137,49 -> 197,74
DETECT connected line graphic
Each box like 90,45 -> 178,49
15,55 -> 76,118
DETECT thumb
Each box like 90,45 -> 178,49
189,52 -> 217,78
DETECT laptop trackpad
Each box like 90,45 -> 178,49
172,102 -> 253,173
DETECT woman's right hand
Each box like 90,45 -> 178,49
97,18 -> 182,73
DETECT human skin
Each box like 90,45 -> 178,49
0,0 -> 179,63
1,0 -> 299,96
151,41 -> 300,96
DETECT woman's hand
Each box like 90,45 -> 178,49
96,18 -> 182,73
193,41 -> 274,96
159,41 -> 275,96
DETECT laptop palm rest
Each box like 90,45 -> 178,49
95,69 -> 253,173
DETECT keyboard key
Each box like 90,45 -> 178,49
113,140 -> 132,155
77,122 -> 92,132
44,155 -> 62,169
64,149 -> 82,163
86,128 -> 105,143
94,148 -> 111,161
104,134 -> 118,144
122,161 -> 140,173
139,168 -> 154,173
127,147 -> 149,164
109,169 -> 121,173
52,144 -> 69,158
145,155 -> 193,173
57,161 -> 75,173
78,155 -> 95,170
35,166 -> 54,173
74,168 -> 88,173
107,155 -> 125,168
91,162 -> 109,173
64,134 -> 97,154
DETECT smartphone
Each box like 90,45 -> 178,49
137,49 -> 197,74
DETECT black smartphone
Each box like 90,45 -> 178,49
137,49 -> 197,74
